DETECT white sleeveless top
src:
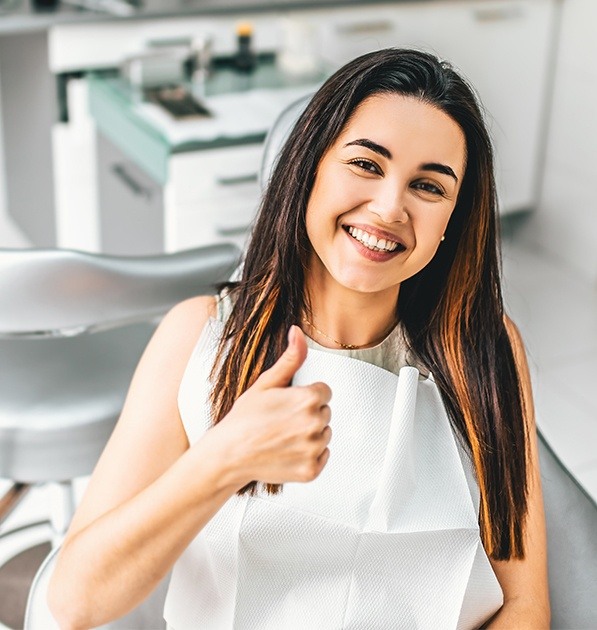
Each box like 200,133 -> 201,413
163,297 -> 503,629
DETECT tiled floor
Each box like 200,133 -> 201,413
0,208 -> 596,623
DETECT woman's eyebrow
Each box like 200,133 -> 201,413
344,138 -> 392,159
420,163 -> 459,182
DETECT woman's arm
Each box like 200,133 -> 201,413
484,317 -> 550,628
48,300 -> 332,630
48,296 -> 245,629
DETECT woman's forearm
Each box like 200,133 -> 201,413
482,598 -> 550,630
48,429 -> 244,630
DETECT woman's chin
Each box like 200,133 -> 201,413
327,271 -> 402,297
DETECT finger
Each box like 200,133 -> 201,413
305,405 -> 331,439
321,424 -> 332,446
317,447 -> 330,469
254,325 -> 308,390
319,405 -> 331,426
307,381 -> 332,406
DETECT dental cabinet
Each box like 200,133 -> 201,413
48,0 -> 557,255
54,62 -> 323,254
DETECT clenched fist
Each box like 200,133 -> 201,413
212,325 -> 332,486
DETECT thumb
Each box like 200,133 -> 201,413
254,325 -> 308,389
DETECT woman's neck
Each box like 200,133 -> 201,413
303,274 -> 400,350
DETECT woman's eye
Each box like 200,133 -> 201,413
412,181 -> 445,196
348,159 -> 382,175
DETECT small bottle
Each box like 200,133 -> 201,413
234,22 -> 256,73
190,34 -> 213,98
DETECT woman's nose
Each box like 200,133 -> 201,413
368,181 -> 409,224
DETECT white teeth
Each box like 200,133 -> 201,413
347,226 -> 400,252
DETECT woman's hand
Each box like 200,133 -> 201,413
211,325 -> 332,486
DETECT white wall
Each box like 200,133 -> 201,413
0,71 -> 7,224
0,69 -> 35,248
0,90 -> 31,247
523,0 -> 597,284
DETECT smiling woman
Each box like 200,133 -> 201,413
305,94 -> 466,314
48,49 -> 549,630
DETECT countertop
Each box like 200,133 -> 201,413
87,57 -> 326,184
0,0 -> 434,35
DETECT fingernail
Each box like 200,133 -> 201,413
288,325 -> 296,346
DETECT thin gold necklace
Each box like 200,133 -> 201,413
302,316 -> 397,350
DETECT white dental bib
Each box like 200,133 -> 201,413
164,318 -> 503,629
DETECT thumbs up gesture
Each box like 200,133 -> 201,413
212,326 -> 332,487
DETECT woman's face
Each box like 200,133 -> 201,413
305,93 -> 467,297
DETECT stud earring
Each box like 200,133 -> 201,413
440,235 -> 445,242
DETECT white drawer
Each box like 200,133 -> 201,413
166,197 -> 258,253
167,144 -> 264,206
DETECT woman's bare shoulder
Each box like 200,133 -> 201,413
121,294 -> 218,404
154,295 -> 217,350
164,294 -> 218,329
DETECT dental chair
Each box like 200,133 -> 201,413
539,431 -> 597,628
0,243 -> 240,628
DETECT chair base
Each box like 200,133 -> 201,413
0,483 -> 31,528
1,481 -> 76,547
0,517 -> 54,629
0,540 -> 51,630
0,481 -> 77,628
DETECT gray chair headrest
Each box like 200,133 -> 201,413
0,243 -> 240,337
259,94 -> 312,192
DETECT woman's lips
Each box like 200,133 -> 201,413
342,224 -> 406,253
342,225 -> 406,262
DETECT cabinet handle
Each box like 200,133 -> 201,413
215,173 -> 259,187
473,6 -> 523,22
111,164 -> 153,201
335,20 -> 394,36
215,223 -> 252,236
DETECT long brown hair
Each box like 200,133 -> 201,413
209,49 -> 529,561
